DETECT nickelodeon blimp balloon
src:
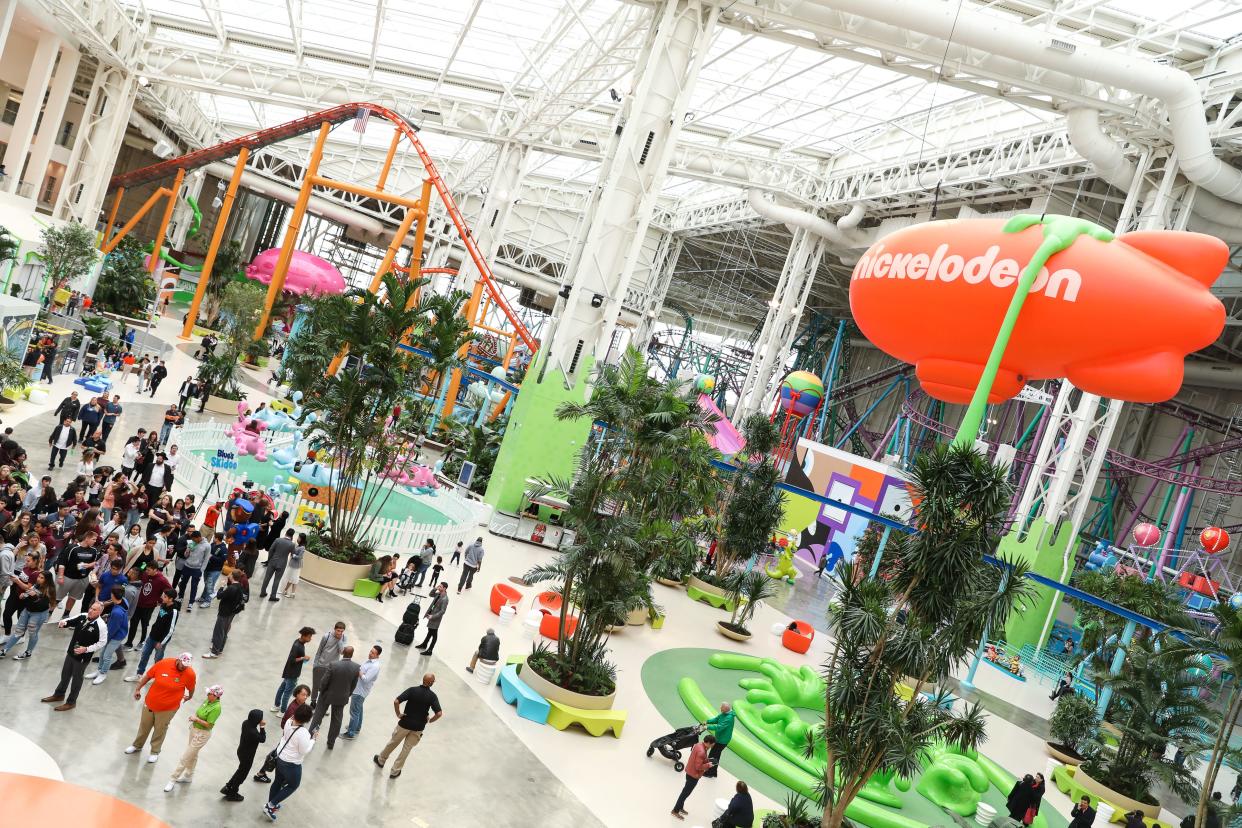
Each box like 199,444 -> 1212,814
779,371 -> 824,417
1201,526 -> 1230,554
849,216 -> 1228,404
695,374 -> 716,394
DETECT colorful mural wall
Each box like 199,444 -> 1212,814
781,438 -> 912,570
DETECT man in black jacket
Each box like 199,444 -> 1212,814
48,417 -> 77,469
143,452 -> 174,503
1070,796 -> 1096,828
310,645 -> 360,750
203,571 -> 246,659
149,359 -> 168,397
41,601 -> 106,711
53,391 -> 81,422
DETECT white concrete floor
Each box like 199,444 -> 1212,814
0,313 -> 1133,828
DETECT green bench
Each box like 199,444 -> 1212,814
353,579 -> 381,598
1052,765 -> 1166,828
687,583 -> 735,611
545,699 -> 627,738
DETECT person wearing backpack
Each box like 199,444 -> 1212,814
202,571 -> 246,659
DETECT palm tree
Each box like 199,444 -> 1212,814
818,442 -> 1036,828
202,240 -> 245,329
715,414 -> 782,580
1081,637 -> 1216,806
0,227 -> 19,291
414,289 -> 475,429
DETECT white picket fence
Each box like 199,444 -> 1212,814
175,423 -> 488,557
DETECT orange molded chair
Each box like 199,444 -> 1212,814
535,591 -> 563,615
782,621 -> 814,654
539,612 -> 579,641
490,583 -> 523,615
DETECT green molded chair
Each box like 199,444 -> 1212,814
545,699 -> 626,738
352,579 -> 381,598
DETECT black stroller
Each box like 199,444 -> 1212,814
646,724 -> 703,772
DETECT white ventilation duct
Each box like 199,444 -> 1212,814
747,188 -> 864,247
203,162 -> 386,236
1064,109 -> 1242,240
781,0 -> 1242,204
1183,361 -> 1242,391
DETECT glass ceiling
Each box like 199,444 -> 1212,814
125,0 -> 1242,202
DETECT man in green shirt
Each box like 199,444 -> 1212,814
165,684 -> 223,790
704,702 -> 734,777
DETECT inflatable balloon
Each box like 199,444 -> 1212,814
246,249 -> 346,296
695,374 -> 716,394
778,371 -> 824,417
1201,526 -> 1230,554
230,415 -> 268,462
849,217 -> 1228,404
1230,593 -> 1242,611
1132,523 -> 1161,547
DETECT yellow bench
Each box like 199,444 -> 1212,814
546,700 -> 627,738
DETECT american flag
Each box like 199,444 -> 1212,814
352,107 -> 370,133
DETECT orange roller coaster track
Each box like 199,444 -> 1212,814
108,103 -> 536,353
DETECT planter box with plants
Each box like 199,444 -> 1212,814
1045,693 -> 1095,767
301,552 -> 372,591
714,570 -> 776,643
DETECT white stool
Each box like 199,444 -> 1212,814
1096,804 -> 1115,826
1045,758 -> 1058,781
975,802 -> 997,826
714,798 -> 730,817
522,609 -> 542,639
770,622 -> 786,636
498,605 -> 517,626
475,659 -> 499,684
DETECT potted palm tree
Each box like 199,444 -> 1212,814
716,570 -> 776,642
1045,692 -> 1096,766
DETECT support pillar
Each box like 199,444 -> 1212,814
633,231 -> 684,352
2,32 -> 59,195
57,66 -> 137,227
22,43 -> 79,201
182,148 -> 249,339
733,227 -> 824,423
0,1 -> 18,68
486,0 -> 718,514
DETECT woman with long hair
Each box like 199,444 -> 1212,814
0,570 -> 56,659
147,494 -> 173,540
3,550 -> 38,635
3,511 -> 31,545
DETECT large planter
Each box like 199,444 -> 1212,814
1069,765 -> 1161,820
655,577 -> 683,588
524,658 -> 617,711
716,621 -> 751,642
204,394 -> 243,415
301,553 -> 372,591
625,607 -> 647,626
688,574 -> 729,600
1045,742 -> 1084,767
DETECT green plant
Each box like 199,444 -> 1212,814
818,443 -> 1036,828
440,417 -> 505,494
304,529 -> 375,566
716,415 -> 783,579
202,240 -> 246,328
725,569 -> 777,633
763,793 -> 821,828
1048,693 -> 1097,757
93,237 -> 155,317
0,227 -> 19,278
414,289 -> 475,429
0,346 -> 30,395
653,543 -> 697,583
527,640 -> 617,697
294,273 -> 437,561
196,352 -> 242,401
39,222 -> 96,295
1080,637 -> 1215,805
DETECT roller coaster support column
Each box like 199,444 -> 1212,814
486,0 -> 718,513
147,169 -> 185,283
1095,619 -> 1136,716
254,123 -> 330,341
182,147 -> 249,340
1000,154 -> 1155,650
103,188 -> 124,245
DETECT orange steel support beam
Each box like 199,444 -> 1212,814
254,123 -> 331,340
102,188 -> 170,254
376,127 -> 401,192
102,188 -> 124,245
403,181 -> 434,311
181,147 -> 249,340
146,170 -> 185,289
308,175 -> 427,211
367,207 -> 420,293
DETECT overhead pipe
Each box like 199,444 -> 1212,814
747,188 -> 864,246
1065,109 -> 1242,239
776,0 -> 1242,204
202,162 -> 386,236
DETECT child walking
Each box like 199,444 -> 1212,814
221,708 -> 266,802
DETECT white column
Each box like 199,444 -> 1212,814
633,231 -> 683,349
57,66 -> 137,227
0,1 -> 18,70
456,141 -> 528,294
2,31 -> 59,194
22,44 -> 80,201
545,0 -> 717,380
733,227 -> 824,422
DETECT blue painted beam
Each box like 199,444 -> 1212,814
396,342 -> 520,394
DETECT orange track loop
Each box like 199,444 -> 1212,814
108,103 -> 536,353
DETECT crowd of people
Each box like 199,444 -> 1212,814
0,383 -> 458,822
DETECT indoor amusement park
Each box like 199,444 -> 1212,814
0,2 -> 1241,828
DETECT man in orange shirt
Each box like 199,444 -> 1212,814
671,732 -> 715,820
126,651 -> 197,763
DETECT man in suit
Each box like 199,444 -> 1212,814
142,452 -> 175,503
1069,796 -> 1095,828
309,645 -> 360,750
48,417 -> 77,469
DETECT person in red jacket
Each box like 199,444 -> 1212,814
671,733 -> 715,820
127,567 -> 171,649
